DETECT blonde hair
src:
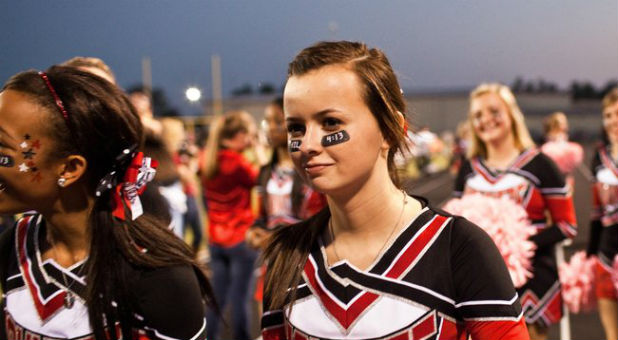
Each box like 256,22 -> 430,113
61,57 -> 116,84
602,87 -> 618,110
466,83 -> 535,159
543,111 -> 567,135
201,110 -> 254,180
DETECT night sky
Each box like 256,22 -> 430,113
2,1 -> 617,115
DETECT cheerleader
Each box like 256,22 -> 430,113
454,83 -> 577,340
246,97 -> 326,319
261,41 -> 528,340
540,112 -> 583,187
0,67 -> 213,339
588,88 -> 618,340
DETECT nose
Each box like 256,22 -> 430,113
299,124 -> 322,155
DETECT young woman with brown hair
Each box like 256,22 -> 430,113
0,66 -> 213,340
261,41 -> 528,340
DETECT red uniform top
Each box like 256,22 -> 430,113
203,149 -> 258,247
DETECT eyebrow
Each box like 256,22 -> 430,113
285,108 -> 343,122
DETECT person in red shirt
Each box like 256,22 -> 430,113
261,41 -> 529,340
201,110 -> 260,340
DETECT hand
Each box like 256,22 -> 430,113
245,228 -> 271,249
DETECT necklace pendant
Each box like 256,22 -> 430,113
64,292 -> 75,309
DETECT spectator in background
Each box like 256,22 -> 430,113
245,97 -> 326,319
129,88 -> 163,136
540,112 -> 583,187
129,89 -> 186,237
201,110 -> 259,340
587,88 -> 618,340
60,56 -> 116,84
161,117 -> 204,252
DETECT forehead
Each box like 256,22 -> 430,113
283,65 -> 366,116
470,92 -> 506,110
604,101 -> 618,113
0,90 -> 48,139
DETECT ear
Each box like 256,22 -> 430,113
57,155 -> 88,187
382,111 -> 407,150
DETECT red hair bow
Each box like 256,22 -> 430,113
112,152 -> 158,221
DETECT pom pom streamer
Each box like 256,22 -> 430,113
540,141 -> 584,175
559,251 -> 597,313
443,194 -> 537,288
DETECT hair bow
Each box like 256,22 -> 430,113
109,152 -> 158,221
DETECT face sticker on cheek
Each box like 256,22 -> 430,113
0,154 -> 14,167
288,139 -> 301,153
322,130 -> 350,147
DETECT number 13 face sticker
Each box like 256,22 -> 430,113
288,130 -> 351,153
322,130 -> 350,147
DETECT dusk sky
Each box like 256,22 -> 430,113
2,1 -> 617,115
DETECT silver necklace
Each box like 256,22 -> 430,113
329,190 -> 408,265
47,234 -> 86,309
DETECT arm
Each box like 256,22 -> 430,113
134,265 -> 207,340
453,159 -> 472,198
451,217 -> 529,340
587,152 -> 603,256
529,154 -> 577,249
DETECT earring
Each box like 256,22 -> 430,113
57,177 -> 66,187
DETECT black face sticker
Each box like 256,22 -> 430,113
0,154 -> 14,167
322,130 -> 350,147
288,139 -> 301,153
22,148 -> 36,159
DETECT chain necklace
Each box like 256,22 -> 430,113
47,233 -> 86,309
328,190 -> 408,266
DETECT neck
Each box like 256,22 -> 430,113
42,195 -> 94,266
485,133 -> 520,168
275,146 -> 293,167
327,161 -> 415,236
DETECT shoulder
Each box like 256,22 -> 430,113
131,264 -> 207,339
267,208 -> 329,257
523,150 -> 565,186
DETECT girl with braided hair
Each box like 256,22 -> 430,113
0,66 -> 214,340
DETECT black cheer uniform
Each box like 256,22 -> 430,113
589,147 -> 618,299
261,198 -> 528,340
0,214 -> 207,340
454,148 -> 577,327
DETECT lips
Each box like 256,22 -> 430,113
303,163 -> 332,175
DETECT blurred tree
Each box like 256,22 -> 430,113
258,82 -> 275,95
231,83 -> 253,96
